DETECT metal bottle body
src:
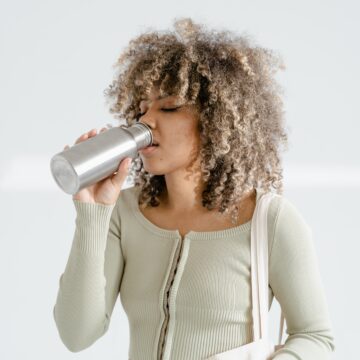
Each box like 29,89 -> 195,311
50,123 -> 152,195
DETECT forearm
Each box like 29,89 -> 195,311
272,329 -> 335,359
53,201 -> 116,352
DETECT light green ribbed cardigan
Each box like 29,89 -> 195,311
53,186 -> 335,359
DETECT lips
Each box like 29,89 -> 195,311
139,144 -> 159,155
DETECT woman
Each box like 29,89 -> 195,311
53,18 -> 336,359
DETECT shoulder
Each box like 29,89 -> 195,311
119,184 -> 139,203
115,184 -> 141,216
266,192 -> 313,262
105,185 -> 142,235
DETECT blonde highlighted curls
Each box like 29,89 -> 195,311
104,17 -> 289,225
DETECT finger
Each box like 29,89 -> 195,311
75,133 -> 88,144
111,158 -> 131,187
100,127 -> 107,133
63,145 -> 70,150
75,129 -> 97,144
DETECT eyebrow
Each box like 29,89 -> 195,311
140,95 -> 175,102
139,96 -> 178,107
141,95 -> 170,101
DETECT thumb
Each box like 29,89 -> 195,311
111,158 -> 131,187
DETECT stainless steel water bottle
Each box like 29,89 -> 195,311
50,122 -> 153,195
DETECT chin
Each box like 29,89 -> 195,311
140,159 -> 166,176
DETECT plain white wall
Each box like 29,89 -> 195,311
1,0 -> 358,359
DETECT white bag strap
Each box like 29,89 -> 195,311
278,311 -> 285,344
250,189 -> 285,345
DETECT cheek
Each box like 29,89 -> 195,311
164,135 -> 198,156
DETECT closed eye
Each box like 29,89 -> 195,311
135,107 -> 180,121
161,107 -> 179,112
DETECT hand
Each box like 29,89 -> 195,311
63,127 -> 132,205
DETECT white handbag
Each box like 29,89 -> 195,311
206,191 -> 286,360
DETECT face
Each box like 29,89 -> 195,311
137,87 -> 201,176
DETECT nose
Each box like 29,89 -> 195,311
138,110 -> 156,130
137,109 -> 159,146
139,120 -> 155,139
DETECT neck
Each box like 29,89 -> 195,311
158,173 -> 255,216
160,171 -> 207,214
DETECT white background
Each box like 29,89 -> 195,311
1,0 -> 358,359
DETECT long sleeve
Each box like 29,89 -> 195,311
53,199 -> 125,352
269,197 -> 336,359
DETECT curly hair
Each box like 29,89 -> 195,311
103,17 -> 289,225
